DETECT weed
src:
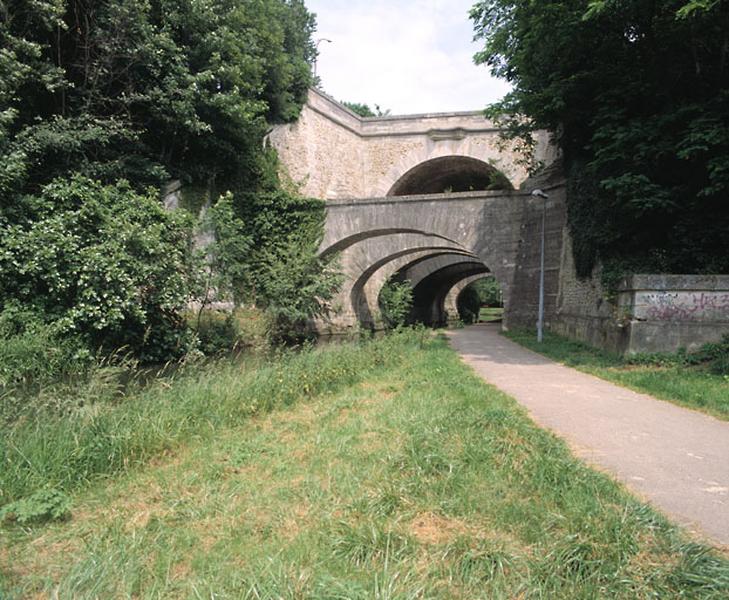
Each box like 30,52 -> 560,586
0,488 -> 71,525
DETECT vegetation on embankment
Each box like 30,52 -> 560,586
472,1 -> 729,285
0,330 -> 425,508
1,1 -> 336,366
2,333 -> 728,598
505,330 -> 729,420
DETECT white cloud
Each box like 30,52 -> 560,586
306,0 -> 511,115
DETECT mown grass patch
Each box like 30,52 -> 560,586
2,334 -> 728,598
505,329 -> 729,421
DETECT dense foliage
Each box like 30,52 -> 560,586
457,277 -> 501,323
0,0 -> 336,365
378,278 -> 414,329
1,176 -> 194,362
471,0 -> 729,281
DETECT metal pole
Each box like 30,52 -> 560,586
538,199 -> 546,342
531,189 -> 549,343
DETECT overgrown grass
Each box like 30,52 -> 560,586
2,333 -> 728,598
0,329 -> 427,505
504,329 -> 729,420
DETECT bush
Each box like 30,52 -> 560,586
0,305 -> 92,389
193,311 -> 240,356
457,286 -> 482,324
691,335 -> 729,376
626,334 -> 729,375
378,279 -> 414,329
0,176 -> 195,363
0,489 -> 71,526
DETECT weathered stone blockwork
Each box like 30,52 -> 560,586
269,88 -> 565,335
553,245 -> 729,354
268,89 -> 557,199
318,185 -> 566,334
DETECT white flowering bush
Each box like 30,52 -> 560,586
0,175 -> 195,362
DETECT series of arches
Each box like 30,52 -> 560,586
320,155 -> 521,332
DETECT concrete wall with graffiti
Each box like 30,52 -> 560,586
618,275 -> 729,353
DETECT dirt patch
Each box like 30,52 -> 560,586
170,560 -> 192,581
409,512 -> 470,545
261,402 -> 319,431
279,503 -> 312,540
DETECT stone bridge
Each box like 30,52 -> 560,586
269,89 -> 566,332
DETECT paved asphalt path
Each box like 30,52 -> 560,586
448,323 -> 729,548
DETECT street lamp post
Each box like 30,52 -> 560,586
314,38 -> 332,79
531,189 -> 549,343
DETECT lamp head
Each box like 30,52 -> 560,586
531,189 -> 549,199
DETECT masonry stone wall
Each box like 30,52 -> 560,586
269,88 -> 558,200
318,182 -> 566,334
617,275 -> 729,353
552,237 -> 729,354
550,231 -> 628,353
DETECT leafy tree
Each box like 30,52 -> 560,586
457,286 -> 481,324
472,277 -> 501,306
0,0 -> 334,359
471,0 -> 729,281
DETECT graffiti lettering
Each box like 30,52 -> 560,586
640,291 -> 729,322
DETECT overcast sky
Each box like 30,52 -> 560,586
306,0 -> 511,115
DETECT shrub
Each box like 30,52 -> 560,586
0,304 -> 92,389
691,335 -> 729,376
193,310 -> 240,356
457,286 -> 481,324
378,279 -> 414,329
0,489 -> 71,526
0,175 -> 195,363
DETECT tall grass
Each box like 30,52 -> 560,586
3,333 -> 728,598
0,329 -> 428,505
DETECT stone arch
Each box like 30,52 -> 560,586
359,250 -> 481,328
387,156 -> 513,197
318,187 -> 566,333
320,227 -> 460,258
408,262 -> 491,325
373,143 -> 519,197
395,254 -> 486,289
442,274 -> 494,322
348,245 -> 475,330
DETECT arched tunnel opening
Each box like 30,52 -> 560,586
374,251 -> 502,329
455,276 -> 504,325
328,229 -> 511,334
387,156 -> 513,196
